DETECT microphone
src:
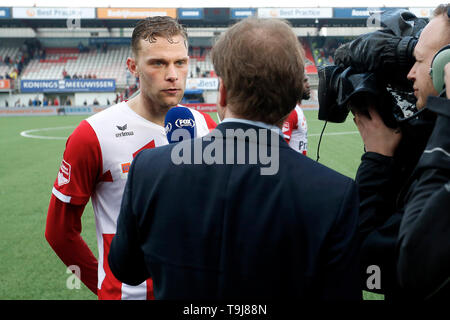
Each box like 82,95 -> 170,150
164,106 -> 197,144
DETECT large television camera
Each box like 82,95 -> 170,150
318,10 -> 428,127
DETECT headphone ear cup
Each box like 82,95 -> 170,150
431,44 -> 450,92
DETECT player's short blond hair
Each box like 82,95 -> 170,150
131,16 -> 188,57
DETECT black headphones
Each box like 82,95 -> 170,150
430,44 -> 450,93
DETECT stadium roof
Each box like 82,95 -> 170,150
0,0 -> 446,8
0,5 -> 437,29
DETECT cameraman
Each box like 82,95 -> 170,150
353,4 -> 450,300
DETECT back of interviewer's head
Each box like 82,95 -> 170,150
211,18 -> 305,125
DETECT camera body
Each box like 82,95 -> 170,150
318,65 -> 411,128
318,9 -> 428,127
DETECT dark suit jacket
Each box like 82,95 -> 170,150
109,121 -> 361,300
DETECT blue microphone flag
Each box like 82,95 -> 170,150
164,106 -> 196,144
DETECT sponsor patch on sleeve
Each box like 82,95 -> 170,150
57,160 -> 71,186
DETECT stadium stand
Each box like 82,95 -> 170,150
20,45 -> 136,88
17,43 -> 217,88
188,46 -> 215,78
300,39 -> 318,74
309,36 -> 355,67
0,38 -> 317,106
0,45 -> 20,79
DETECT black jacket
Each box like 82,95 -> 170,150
355,106 -> 436,300
108,122 -> 361,300
397,96 -> 450,301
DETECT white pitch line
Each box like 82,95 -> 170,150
20,125 -> 359,140
309,131 -> 359,137
20,126 -> 75,140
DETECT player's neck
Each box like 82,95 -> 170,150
127,93 -> 170,127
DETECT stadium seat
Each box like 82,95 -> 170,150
20,46 -> 137,87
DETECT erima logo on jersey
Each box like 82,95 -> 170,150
115,124 -> 134,138
57,160 -> 71,186
175,118 -> 195,128
116,124 -> 127,131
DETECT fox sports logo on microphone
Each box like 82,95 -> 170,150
175,118 -> 196,128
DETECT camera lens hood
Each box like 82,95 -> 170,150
336,67 -> 380,107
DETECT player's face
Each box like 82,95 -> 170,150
407,15 -> 447,109
302,76 -> 311,100
133,35 -> 189,110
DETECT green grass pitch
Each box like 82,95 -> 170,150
0,110 -> 382,300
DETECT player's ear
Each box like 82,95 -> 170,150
127,57 -> 138,77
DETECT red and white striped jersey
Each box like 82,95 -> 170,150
50,102 -> 216,299
282,104 -> 308,155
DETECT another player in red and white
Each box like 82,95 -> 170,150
283,75 -> 310,155
45,17 -> 216,300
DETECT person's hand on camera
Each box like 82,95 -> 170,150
445,62 -> 450,99
353,107 -> 402,157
